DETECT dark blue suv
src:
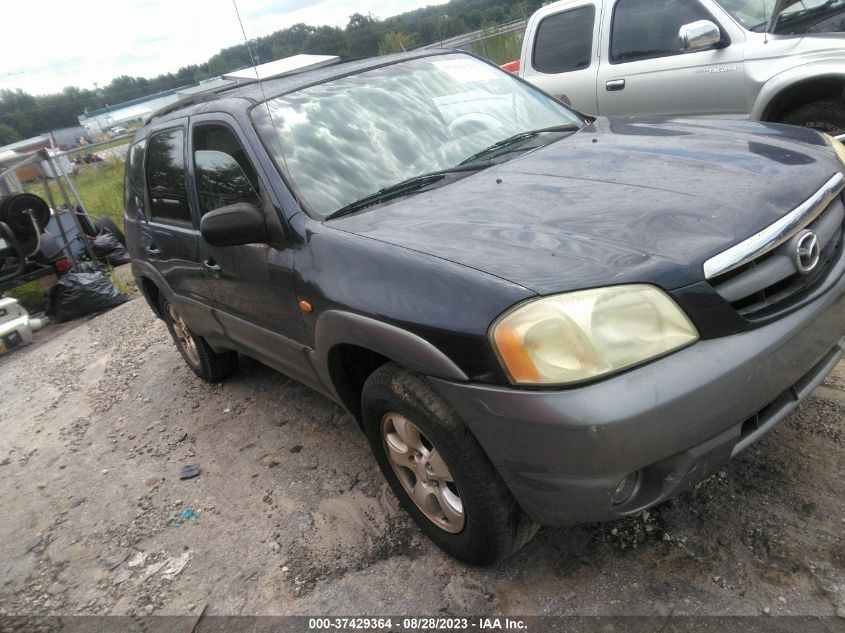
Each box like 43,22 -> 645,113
125,50 -> 845,564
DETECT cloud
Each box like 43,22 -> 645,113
0,0 -> 448,95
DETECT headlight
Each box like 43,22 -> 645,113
490,285 -> 699,386
825,134 -> 845,167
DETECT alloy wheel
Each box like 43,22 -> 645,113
380,412 -> 465,533
168,304 -> 200,366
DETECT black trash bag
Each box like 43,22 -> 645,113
91,232 -> 130,266
75,260 -> 103,274
51,272 -> 129,322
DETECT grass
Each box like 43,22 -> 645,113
468,29 -> 523,65
5,281 -> 45,311
24,158 -> 126,230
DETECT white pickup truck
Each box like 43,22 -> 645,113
515,0 -> 845,133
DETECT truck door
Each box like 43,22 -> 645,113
521,2 -> 602,114
596,0 -> 748,117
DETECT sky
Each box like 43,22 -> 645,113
0,0 -> 448,96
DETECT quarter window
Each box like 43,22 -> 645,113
145,129 -> 191,223
193,125 -> 261,216
124,139 -> 146,219
611,0 -> 719,64
532,6 -> 596,74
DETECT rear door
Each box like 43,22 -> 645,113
521,3 -> 602,114
136,122 -> 219,335
596,0 -> 748,117
188,114 -> 315,386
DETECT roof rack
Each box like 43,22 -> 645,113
143,56 -> 359,127
144,79 -> 258,126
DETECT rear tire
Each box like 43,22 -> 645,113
159,295 -> 237,382
361,363 -> 538,565
781,100 -> 845,136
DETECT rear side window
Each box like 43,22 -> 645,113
124,140 -> 146,220
192,124 -> 261,216
532,6 -> 596,74
611,0 -> 718,64
145,129 -> 191,223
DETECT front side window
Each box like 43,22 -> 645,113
532,6 -> 596,74
611,0 -> 720,63
145,129 -> 190,223
193,125 -> 261,216
253,54 -> 583,218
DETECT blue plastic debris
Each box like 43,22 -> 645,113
173,507 -> 200,527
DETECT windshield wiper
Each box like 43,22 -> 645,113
458,124 -> 581,166
324,163 -> 491,221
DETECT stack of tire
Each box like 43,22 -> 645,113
0,193 -> 51,257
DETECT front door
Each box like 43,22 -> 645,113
187,115 -> 314,386
596,0 -> 748,118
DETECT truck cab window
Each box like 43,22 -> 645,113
533,6 -> 596,74
193,125 -> 261,216
611,0 -> 719,63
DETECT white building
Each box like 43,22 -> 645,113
77,88 -> 186,137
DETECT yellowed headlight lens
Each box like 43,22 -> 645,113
826,134 -> 845,167
490,285 -> 699,386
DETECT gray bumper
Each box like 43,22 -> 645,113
430,274 -> 845,526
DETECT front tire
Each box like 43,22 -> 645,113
361,364 -> 538,565
159,295 -> 237,382
781,100 -> 845,136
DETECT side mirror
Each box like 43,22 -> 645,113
679,20 -> 721,53
200,202 -> 267,247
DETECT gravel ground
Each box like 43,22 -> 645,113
1,293 -> 844,619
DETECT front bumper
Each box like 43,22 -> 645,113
430,268 -> 845,526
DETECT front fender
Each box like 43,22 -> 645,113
311,310 -> 468,388
752,60 -> 845,120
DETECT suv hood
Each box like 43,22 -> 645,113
329,118 -> 843,295
770,0 -> 845,33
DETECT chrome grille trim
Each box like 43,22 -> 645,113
703,172 -> 845,280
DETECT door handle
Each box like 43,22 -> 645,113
145,246 -> 161,257
202,259 -> 222,274
606,79 -> 626,91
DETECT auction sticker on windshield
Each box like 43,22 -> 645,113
432,58 -> 498,83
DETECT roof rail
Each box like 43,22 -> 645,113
143,56 -> 356,126
143,79 -> 258,126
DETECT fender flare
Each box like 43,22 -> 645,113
311,310 -> 469,402
751,61 -> 845,121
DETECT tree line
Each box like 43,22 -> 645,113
0,0 -> 538,145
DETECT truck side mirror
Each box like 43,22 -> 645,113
200,202 -> 267,247
679,20 -> 721,53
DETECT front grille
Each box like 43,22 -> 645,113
706,176 -> 845,322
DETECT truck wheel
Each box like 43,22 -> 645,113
160,295 -> 237,382
781,100 -> 845,136
360,363 -> 538,565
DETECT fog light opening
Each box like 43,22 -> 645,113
611,471 -> 639,506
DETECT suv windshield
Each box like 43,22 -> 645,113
717,0 -> 841,30
252,54 -> 583,218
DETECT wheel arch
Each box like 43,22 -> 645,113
137,275 -> 163,319
754,67 -> 845,123
313,310 -> 468,420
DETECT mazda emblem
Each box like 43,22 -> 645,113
795,231 -> 821,274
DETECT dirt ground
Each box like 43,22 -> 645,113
1,293 -> 844,619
